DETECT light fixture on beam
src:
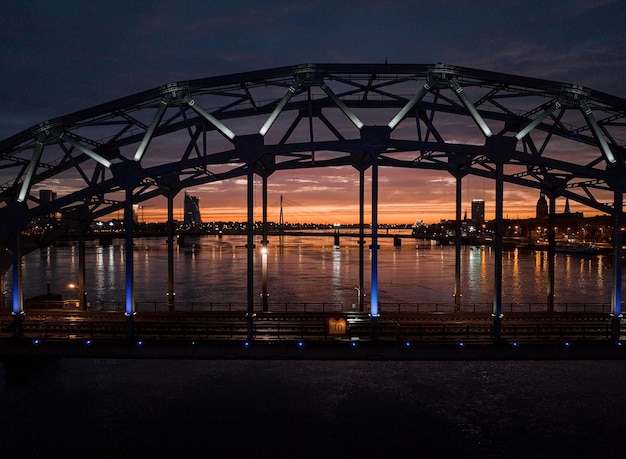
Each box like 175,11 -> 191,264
451,80 -> 492,138
133,101 -> 167,161
188,100 -> 236,140
515,101 -> 560,140
61,134 -> 112,168
259,80 -> 302,136
17,143 -> 44,202
582,104 -> 616,164
320,82 -> 364,130
388,83 -> 430,130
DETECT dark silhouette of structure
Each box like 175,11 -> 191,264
0,63 -> 624,343
183,192 -> 202,226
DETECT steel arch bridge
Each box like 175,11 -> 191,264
1,63 -> 625,340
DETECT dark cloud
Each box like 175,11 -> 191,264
1,0 -> 624,222
2,0 -> 624,137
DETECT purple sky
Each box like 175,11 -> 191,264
1,0 -> 625,223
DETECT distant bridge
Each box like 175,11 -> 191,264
1,63 -> 625,343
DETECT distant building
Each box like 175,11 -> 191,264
39,189 -> 57,204
184,192 -> 202,226
536,192 -> 548,218
471,199 -> 485,223
39,189 -> 58,222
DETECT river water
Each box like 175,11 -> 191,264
8,232 -> 621,311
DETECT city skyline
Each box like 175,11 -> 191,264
1,1 -> 624,224
120,189 -> 579,226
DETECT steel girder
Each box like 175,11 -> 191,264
1,63 -> 625,239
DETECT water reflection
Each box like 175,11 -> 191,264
10,235 -> 624,308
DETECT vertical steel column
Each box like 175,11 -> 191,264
547,195 -> 556,312
166,193 -> 175,311
358,168 -> 365,312
78,233 -> 87,310
370,155 -> 379,320
454,175 -> 462,311
611,190 -> 623,342
124,188 -> 135,338
493,160 -> 504,342
11,230 -> 24,336
246,170 -> 255,340
261,175 -> 269,312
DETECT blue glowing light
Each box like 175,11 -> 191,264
458,341 -> 465,348
297,341 -> 304,348
351,341 -> 357,348
404,341 -> 411,348
32,339 -> 41,345
243,341 -> 250,348
511,341 -> 519,348
136,340 -> 144,347
563,341 -> 571,348
85,339 -> 93,346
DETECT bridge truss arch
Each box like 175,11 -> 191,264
1,63 -> 625,340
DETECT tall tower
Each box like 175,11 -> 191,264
536,192 -> 549,218
564,197 -> 571,214
184,192 -> 202,226
471,199 -> 485,223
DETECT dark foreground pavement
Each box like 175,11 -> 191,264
1,338 -> 626,361
1,340 -> 626,458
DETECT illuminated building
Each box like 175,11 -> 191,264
184,192 -> 202,226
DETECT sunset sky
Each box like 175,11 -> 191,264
1,0 -> 625,224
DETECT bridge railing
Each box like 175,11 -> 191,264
4,300 -> 617,314
3,316 -> 622,343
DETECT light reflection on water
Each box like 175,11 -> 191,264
8,234 -> 620,307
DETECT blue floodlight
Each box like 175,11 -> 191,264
243,341 -> 250,348
297,340 -> 304,348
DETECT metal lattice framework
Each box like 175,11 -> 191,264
1,63 -> 626,236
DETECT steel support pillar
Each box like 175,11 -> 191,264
78,233 -> 87,310
261,175 -> 269,312
246,170 -> 255,340
166,193 -> 176,311
611,190 -> 623,342
124,188 -> 135,338
370,155 -> 379,324
11,231 -> 24,337
454,175 -> 462,311
358,168 -> 365,312
493,160 -> 504,342
547,196 -> 556,312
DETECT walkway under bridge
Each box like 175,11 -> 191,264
1,63 -> 625,344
